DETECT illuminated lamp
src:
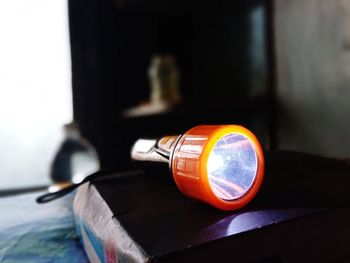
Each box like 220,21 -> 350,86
131,125 -> 264,210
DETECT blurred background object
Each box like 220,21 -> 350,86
122,54 -> 182,117
49,122 -> 99,193
149,54 -> 181,106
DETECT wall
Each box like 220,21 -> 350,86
275,0 -> 350,157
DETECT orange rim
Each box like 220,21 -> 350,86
198,125 -> 264,210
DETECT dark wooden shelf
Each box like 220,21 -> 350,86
74,150 -> 350,262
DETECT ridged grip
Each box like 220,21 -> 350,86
171,126 -> 219,204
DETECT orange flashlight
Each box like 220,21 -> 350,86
131,125 -> 265,211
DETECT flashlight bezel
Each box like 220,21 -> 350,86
199,125 -> 264,210
171,125 -> 264,211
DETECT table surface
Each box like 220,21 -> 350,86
0,192 -> 88,263
93,151 -> 350,257
2,151 -> 350,263
80,151 -> 350,262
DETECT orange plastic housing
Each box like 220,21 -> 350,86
171,125 -> 265,211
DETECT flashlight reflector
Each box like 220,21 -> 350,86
207,133 -> 258,201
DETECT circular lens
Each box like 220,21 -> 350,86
207,133 -> 258,201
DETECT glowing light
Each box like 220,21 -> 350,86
207,153 -> 225,174
207,133 -> 258,201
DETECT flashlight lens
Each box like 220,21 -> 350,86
207,133 -> 258,201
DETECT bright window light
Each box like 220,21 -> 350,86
0,0 -> 72,189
